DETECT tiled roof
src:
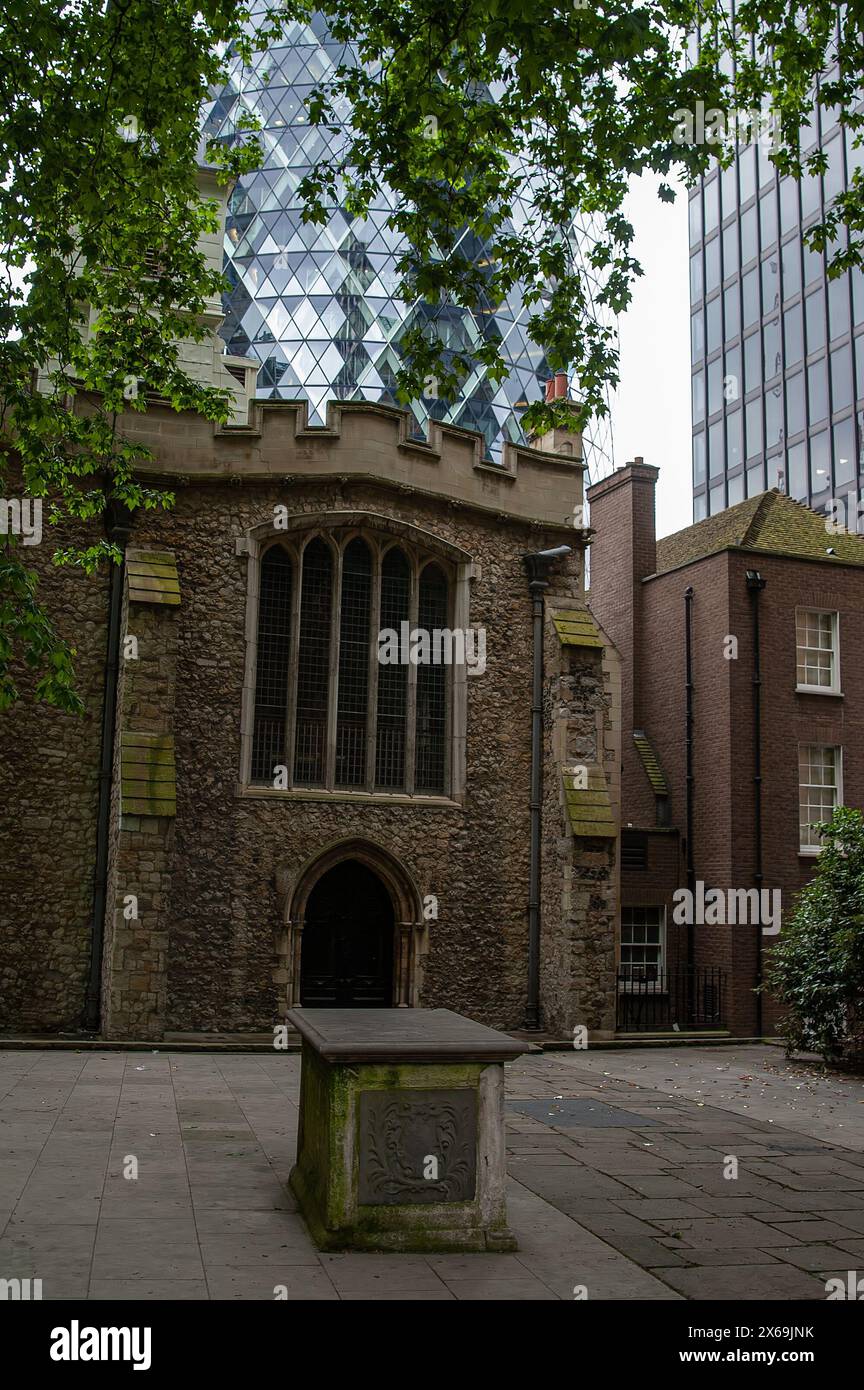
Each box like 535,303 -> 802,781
563,766 -> 615,838
121,732 -> 177,817
551,609 -> 604,648
633,731 -> 668,796
126,550 -> 181,606
653,490 -> 864,575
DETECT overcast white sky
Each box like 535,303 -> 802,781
610,172 -> 693,539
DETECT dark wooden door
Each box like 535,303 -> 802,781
300,861 -> 394,1007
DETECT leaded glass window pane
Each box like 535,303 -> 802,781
415,564 -> 448,794
252,546 -> 292,782
335,538 -> 372,787
375,548 -> 410,790
251,531 -> 454,797
294,538 -> 333,785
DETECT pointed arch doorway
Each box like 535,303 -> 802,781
279,840 -> 424,1011
300,860 -> 394,1007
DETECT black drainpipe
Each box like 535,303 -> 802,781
82,502 -> 132,1033
522,545 -> 572,1031
684,586 -> 695,976
746,569 -> 766,1037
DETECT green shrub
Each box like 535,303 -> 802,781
766,806 -> 864,1063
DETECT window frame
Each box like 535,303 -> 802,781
239,514 -> 473,805
798,743 -> 842,854
619,906 -> 666,986
795,607 -> 841,695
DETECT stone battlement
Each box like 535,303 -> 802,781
101,395 -> 585,530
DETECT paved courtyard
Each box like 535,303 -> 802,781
1,1044 -> 863,1300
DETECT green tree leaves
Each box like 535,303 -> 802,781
2,0 -> 862,708
767,806 -> 864,1063
0,0 -> 242,707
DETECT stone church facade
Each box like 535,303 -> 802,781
0,180 -> 621,1043
1,398 -> 622,1041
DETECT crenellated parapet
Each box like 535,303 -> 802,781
107,395 -> 586,531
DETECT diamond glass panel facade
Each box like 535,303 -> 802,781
689,8 -> 863,521
203,8 -> 615,474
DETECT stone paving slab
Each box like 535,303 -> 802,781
0,1045 -> 862,1300
657,1263 -> 825,1300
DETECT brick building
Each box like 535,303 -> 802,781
0,178 -> 623,1042
587,461 -> 864,1036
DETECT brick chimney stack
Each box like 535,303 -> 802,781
544,370 -> 571,403
534,372 -> 582,458
586,458 -> 659,745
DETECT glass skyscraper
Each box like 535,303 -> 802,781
689,37 -> 864,520
203,8 -> 615,476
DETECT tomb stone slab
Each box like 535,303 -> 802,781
287,1008 -> 524,1252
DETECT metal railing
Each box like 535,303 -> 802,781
616,965 -> 727,1032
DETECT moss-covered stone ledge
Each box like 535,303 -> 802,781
287,1008 -> 524,1252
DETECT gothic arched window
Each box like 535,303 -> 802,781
250,531 -> 453,796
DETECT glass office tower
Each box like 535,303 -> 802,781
689,47 -> 864,519
203,8 -> 615,476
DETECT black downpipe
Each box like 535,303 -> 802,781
684,586 -> 696,975
524,570 -> 547,1032
83,504 -> 132,1033
746,571 -> 766,1038
523,545 -> 571,1031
